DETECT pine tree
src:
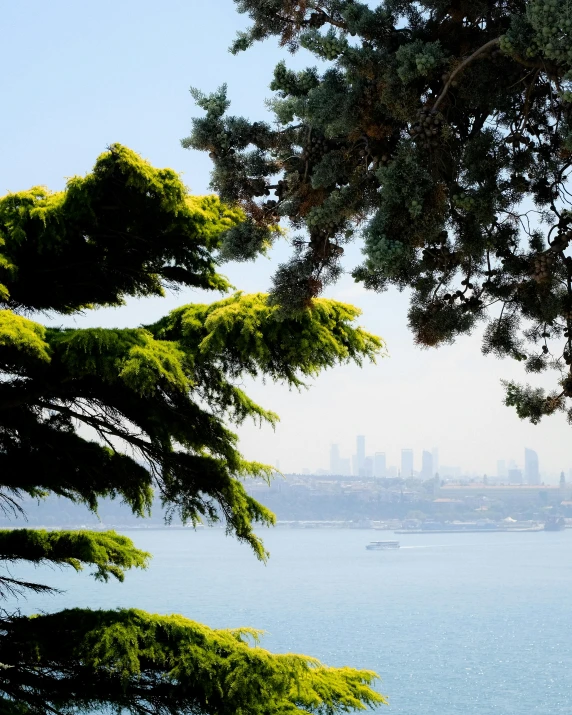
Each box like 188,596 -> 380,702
0,144 -> 386,714
184,0 -> 572,425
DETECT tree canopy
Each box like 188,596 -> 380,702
185,0 -> 572,425
0,144 -> 385,714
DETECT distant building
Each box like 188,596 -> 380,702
356,435 -> 365,474
351,455 -> 358,477
339,458 -> 351,476
508,468 -> 523,484
421,450 -> 433,479
362,456 -> 373,478
524,448 -> 540,485
497,460 -> 507,478
401,449 -> 414,478
432,447 -> 439,475
374,452 -> 387,478
330,444 -> 340,475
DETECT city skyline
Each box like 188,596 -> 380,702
315,438 -> 563,484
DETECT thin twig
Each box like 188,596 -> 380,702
432,38 -> 501,113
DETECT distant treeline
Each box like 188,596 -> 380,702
4,482 -> 570,528
0,494 -> 176,528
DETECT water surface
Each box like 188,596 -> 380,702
11,528 -> 572,714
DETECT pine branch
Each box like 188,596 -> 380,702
0,576 -> 59,600
0,143 -> 389,710
0,530 -> 150,590
0,608 -> 386,715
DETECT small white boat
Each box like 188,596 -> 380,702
366,541 -> 400,550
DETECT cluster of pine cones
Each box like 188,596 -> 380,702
409,109 -> 444,150
532,253 -> 555,283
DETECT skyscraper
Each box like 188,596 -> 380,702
374,452 -> 387,478
432,447 -> 439,475
356,435 -> 365,474
351,455 -> 358,477
401,448 -> 414,478
524,448 -> 540,485
363,456 -> 373,478
497,460 -> 507,478
421,450 -> 433,479
330,444 -> 340,475
508,468 -> 523,484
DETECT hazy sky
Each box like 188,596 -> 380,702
2,1 -> 570,478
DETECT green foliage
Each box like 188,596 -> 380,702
271,61 -> 320,97
363,236 -> 408,276
395,40 -> 445,83
0,530 -> 149,596
300,28 -> 349,61
523,0 -> 572,64
217,219 -> 276,261
0,291 -> 380,558
0,147 -> 385,713
482,314 -> 524,361
187,0 -> 572,426
0,609 -> 386,715
0,144 -> 239,312
149,292 -> 382,388
48,327 -> 190,397
0,311 -> 50,370
503,381 -> 561,424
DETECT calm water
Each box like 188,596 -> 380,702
9,528 -> 572,714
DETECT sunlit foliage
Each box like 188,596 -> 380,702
0,145 -> 385,713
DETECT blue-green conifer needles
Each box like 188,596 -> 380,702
186,0 -> 572,427
0,146 -> 385,713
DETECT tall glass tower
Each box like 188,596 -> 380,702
374,452 -> 386,478
330,444 -> 340,475
401,448 -> 414,478
524,448 -> 540,485
421,450 -> 433,479
356,435 -> 366,475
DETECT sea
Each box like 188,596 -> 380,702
9,527 -> 572,714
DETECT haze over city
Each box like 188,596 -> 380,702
2,2 -> 570,478
291,436 -> 561,485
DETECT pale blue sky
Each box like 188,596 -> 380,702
2,1 -> 569,478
